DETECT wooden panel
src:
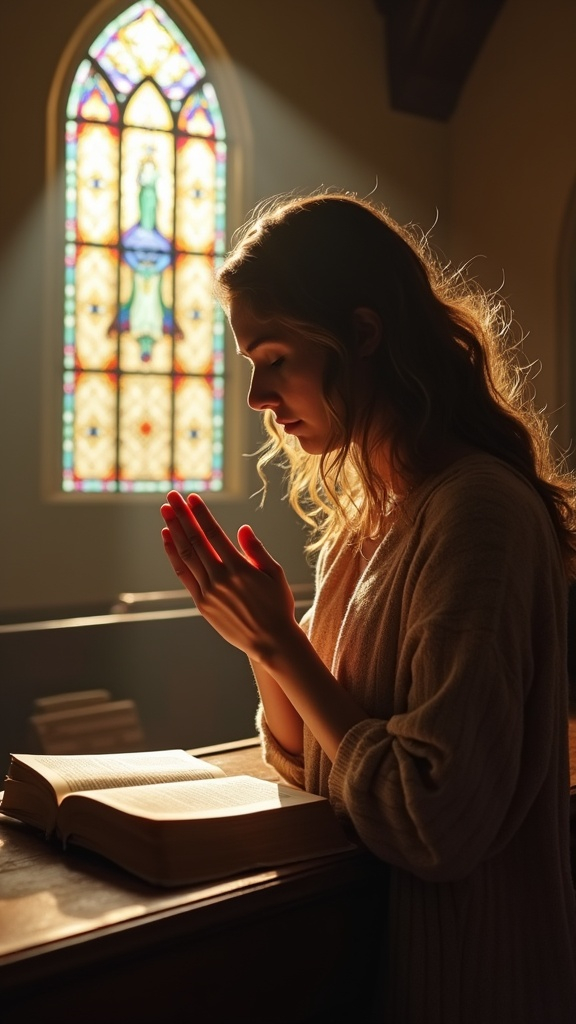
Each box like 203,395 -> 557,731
375,0 -> 506,120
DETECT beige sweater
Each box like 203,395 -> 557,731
259,453 -> 576,1023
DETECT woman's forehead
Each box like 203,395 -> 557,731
229,295 -> 277,335
229,296 -> 283,352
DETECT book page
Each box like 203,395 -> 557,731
10,750 -> 225,800
66,776 -> 322,818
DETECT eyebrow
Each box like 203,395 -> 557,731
237,335 -> 278,357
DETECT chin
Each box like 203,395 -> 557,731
297,440 -> 323,455
299,437 -> 342,457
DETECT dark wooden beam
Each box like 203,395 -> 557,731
375,0 -> 506,120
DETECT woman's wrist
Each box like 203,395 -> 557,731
250,617 -> 306,669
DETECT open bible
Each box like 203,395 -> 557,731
0,749 -> 353,886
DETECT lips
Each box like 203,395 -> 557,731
276,419 -> 302,433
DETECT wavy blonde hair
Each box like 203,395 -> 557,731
216,191 -> 576,577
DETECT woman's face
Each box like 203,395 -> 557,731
229,296 -> 339,455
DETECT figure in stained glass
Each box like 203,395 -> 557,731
109,153 -> 182,362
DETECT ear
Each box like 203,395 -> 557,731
352,307 -> 382,357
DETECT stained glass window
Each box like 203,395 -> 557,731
62,1 -> 226,493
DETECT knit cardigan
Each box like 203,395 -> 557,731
258,453 -> 576,1023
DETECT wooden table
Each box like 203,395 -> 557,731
0,740 -> 388,1023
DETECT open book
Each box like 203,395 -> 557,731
0,749 -> 353,886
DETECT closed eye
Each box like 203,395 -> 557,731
270,357 -> 285,369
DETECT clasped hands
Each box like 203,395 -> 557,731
160,491 -> 298,664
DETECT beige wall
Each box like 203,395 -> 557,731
1,0 -> 574,616
448,0 -> 576,451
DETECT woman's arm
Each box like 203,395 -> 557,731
160,491 -> 366,762
252,624 -> 368,761
249,659 -> 304,755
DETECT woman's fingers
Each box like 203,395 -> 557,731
184,494 -> 243,569
161,492 -> 251,599
237,523 -> 280,576
165,491 -> 240,574
160,500 -> 211,592
160,527 -> 203,602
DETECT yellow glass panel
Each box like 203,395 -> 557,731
74,372 -> 117,479
121,9 -> 177,78
119,374 -> 172,480
77,123 -> 119,245
97,34 -> 145,91
75,246 -> 118,369
124,80 -> 173,130
156,48 -> 197,96
174,255 -> 214,373
175,138 -> 215,253
80,82 -> 113,122
178,89 -> 214,138
174,377 -> 213,480
121,127 -> 174,240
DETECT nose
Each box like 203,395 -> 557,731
247,367 -> 280,412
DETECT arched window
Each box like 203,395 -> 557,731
61,2 -> 228,494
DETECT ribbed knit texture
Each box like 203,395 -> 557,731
259,454 -> 576,1023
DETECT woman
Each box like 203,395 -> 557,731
161,192 -> 576,1022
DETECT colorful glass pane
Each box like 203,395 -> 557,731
75,247 -> 119,369
174,375 -> 224,491
62,2 -> 227,493
119,374 -> 172,482
178,83 -> 225,140
76,123 -> 119,245
175,138 -> 217,253
67,61 -> 120,124
71,372 -> 117,482
124,80 -> 173,130
174,254 -> 218,374
89,3 -> 205,98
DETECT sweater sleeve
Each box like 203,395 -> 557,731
256,704 -> 305,787
328,470 -> 564,881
